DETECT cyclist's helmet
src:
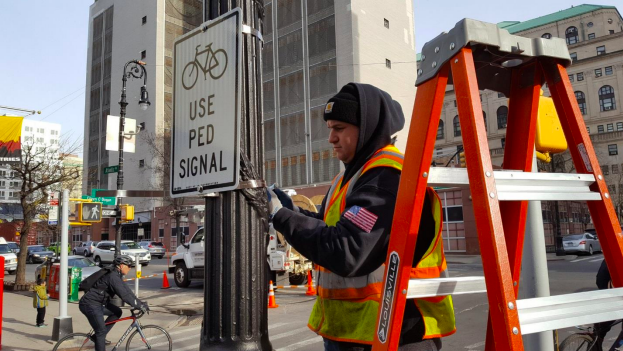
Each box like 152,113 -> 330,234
114,255 -> 133,266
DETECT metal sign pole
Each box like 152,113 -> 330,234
52,189 -> 73,340
201,1 -> 270,350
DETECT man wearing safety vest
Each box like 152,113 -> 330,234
267,83 -> 456,350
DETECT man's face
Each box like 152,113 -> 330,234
327,120 -> 359,164
120,263 -> 131,275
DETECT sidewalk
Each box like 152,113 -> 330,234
445,253 -> 578,265
1,290 -> 184,351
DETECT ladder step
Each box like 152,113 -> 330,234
428,167 -> 601,201
516,288 -> 623,335
407,276 -> 487,299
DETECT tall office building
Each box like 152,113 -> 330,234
424,4 -> 623,254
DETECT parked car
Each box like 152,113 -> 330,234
47,241 -> 71,256
7,241 -> 19,253
27,245 -> 55,263
73,241 -> 98,257
138,241 -> 166,259
0,238 -> 17,274
92,241 -> 151,266
563,233 -> 602,255
35,256 -> 99,283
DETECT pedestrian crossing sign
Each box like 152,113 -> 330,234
78,202 -> 103,223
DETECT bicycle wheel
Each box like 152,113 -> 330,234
53,333 -> 95,351
126,325 -> 172,351
208,49 -> 228,80
559,333 -> 596,351
182,62 -> 199,90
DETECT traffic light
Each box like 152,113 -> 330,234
78,202 -> 102,223
121,204 -> 135,221
459,152 -> 466,167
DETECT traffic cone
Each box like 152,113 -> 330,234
268,280 -> 279,308
305,270 -> 316,296
161,271 -> 170,289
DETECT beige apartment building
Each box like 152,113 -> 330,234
426,4 -> 623,253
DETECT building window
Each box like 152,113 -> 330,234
617,122 -> 623,131
577,72 -> 584,81
501,138 -> 506,149
453,116 -> 461,137
588,33 -> 596,40
483,111 -> 487,131
569,52 -> 577,62
384,18 -> 389,28
605,66 -> 613,76
385,59 -> 391,69
609,29 -> 615,34
587,22 -> 594,27
541,33 -> 552,39
568,74 -> 574,82
598,125 -> 605,133
497,106 -> 508,129
159,219 -> 165,238
565,26 -> 579,45
36,137 -> 44,143
142,16 -> 147,25
37,128 -> 44,133
141,50 -> 146,59
139,159 -> 145,167
599,85 -> 616,111
603,165 -> 609,175
614,164 -> 620,174
498,92 -> 505,98
595,68 -> 602,77
453,100 -> 457,107
575,91 -> 586,115
608,123 -> 614,132
587,127 -> 590,134
597,46 -> 606,55
437,120 -> 444,140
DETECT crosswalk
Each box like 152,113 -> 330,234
167,320 -> 323,350
570,256 -> 604,263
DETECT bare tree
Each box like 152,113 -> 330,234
10,138 -> 81,284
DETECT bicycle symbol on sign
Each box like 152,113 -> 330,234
182,43 -> 228,90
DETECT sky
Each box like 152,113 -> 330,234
1,0 -> 621,159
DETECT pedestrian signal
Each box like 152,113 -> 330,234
121,204 -> 135,221
459,152 -> 466,167
78,202 -> 103,223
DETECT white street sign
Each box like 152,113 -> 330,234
170,9 -> 241,198
106,115 -> 137,153
48,205 -> 58,226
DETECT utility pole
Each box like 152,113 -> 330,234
201,1 -> 271,350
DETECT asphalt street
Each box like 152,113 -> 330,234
21,253 -> 619,350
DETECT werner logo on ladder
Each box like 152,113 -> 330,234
373,19 -> 623,351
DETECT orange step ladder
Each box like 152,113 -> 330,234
372,19 -> 623,351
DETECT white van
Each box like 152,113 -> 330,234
0,238 -> 18,274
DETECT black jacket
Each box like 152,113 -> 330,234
79,267 -> 142,309
272,83 -> 437,343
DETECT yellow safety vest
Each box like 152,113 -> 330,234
307,145 -> 456,344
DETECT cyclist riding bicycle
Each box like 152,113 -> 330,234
79,255 -> 149,351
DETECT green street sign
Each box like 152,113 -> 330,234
81,189 -> 117,206
104,165 -> 119,174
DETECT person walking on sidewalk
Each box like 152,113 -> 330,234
267,83 -> 456,350
33,277 -> 48,327
79,255 -> 148,351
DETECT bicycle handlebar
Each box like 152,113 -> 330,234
131,308 -> 146,319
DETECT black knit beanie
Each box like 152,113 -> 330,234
323,84 -> 360,126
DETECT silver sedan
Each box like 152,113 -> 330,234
35,256 -> 101,283
563,233 -> 602,255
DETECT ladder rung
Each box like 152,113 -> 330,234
517,288 -> 623,335
407,276 -> 487,299
428,167 -> 601,201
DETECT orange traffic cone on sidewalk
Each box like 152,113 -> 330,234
161,271 -> 170,289
268,280 -> 279,308
305,270 -> 316,296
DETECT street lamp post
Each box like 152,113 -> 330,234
115,60 -> 150,258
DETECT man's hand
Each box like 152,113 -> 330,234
266,189 -> 283,221
141,302 -> 150,314
272,187 -> 297,212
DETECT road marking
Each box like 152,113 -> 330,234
570,257 -> 596,263
590,258 -> 604,263
269,322 -> 290,330
465,341 -> 485,349
271,326 -> 312,341
275,336 -> 323,351
167,326 -> 201,337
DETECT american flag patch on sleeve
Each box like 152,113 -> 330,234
343,206 -> 378,233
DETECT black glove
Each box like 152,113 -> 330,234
141,302 -> 150,314
272,186 -> 297,212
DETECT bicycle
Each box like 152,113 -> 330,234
560,320 -> 623,351
52,308 -> 172,351
181,43 -> 228,90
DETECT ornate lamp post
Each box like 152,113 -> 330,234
115,60 -> 150,257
